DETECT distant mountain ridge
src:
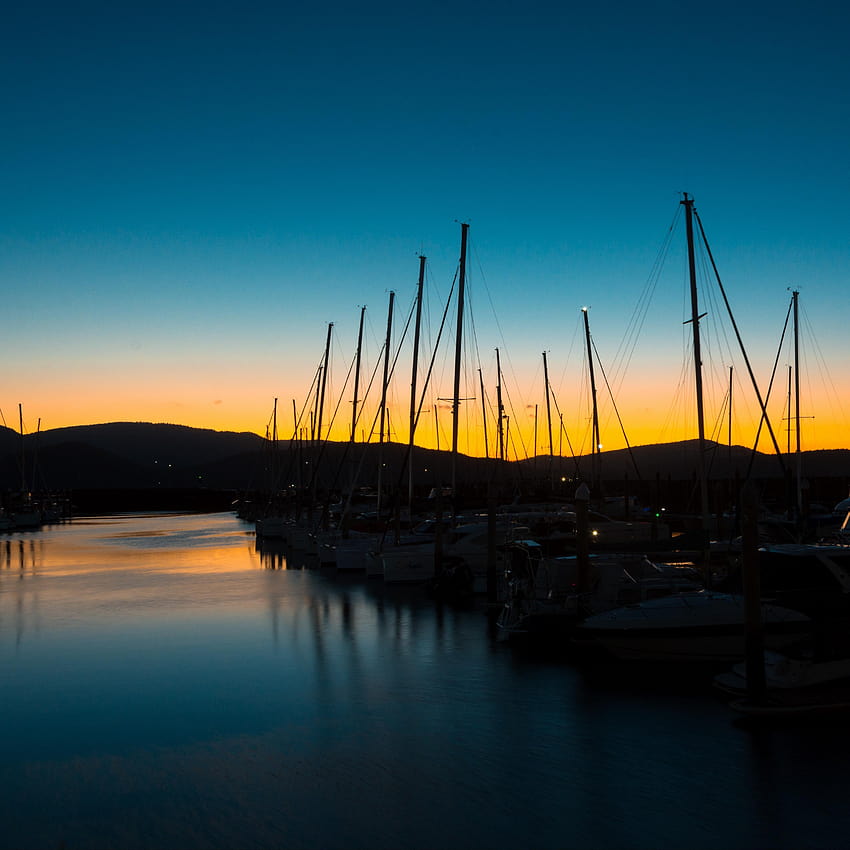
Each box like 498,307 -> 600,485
0,422 -> 848,502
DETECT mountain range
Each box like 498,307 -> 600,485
1,422 -> 848,509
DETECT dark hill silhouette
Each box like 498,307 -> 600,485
0,422 -> 848,511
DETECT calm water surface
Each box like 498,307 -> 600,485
1,512 -> 848,849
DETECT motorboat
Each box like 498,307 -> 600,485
496,547 -> 701,642
379,519 -> 511,591
715,650 -> 850,695
715,651 -> 850,717
573,591 -> 812,663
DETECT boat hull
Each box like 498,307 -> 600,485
574,592 -> 812,663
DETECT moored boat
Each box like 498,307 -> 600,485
573,591 -> 812,663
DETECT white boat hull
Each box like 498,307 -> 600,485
575,592 -> 811,663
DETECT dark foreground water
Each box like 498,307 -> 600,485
2,512 -> 848,850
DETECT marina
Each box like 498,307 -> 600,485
3,510 -> 850,849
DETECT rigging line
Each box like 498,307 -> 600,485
305,331 -> 389,512
610,205 -> 682,388
479,377 -> 499,459
659,349 -> 694,445
745,295 -> 793,480
380,296 -> 418,441
352,342 -> 386,442
590,337 -> 642,481
468,238 -> 534,441
278,362 -> 325,489
547,387 -> 586,479
334,294 -> 416,526
334,291 -> 417,525
303,355 -> 363,507
320,339 -> 359,440
555,311 -> 585,390
693,208 -> 786,475
800,303 -> 848,422
414,269 -> 457,433
314,310 -> 409,525
499,378 -> 531,461
709,383 -> 731,445
492,342 -> 535,462
319,293 -> 417,525
702,384 -> 733,484
388,271 -> 459,532
696,242 -> 739,418
470,238 -> 508,350
291,359 -> 324,438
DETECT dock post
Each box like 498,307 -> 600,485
741,480 -> 766,705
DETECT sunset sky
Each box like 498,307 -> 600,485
2,0 -> 848,458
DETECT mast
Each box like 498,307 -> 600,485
315,322 -> 333,443
495,347 -> 505,461
478,368 -> 489,460
543,351 -> 554,485
728,366 -> 733,462
272,396 -> 278,492
18,404 -> 26,496
792,289 -> 802,518
379,292 -> 394,445
292,398 -> 302,493
533,405 -> 539,471
408,258 -> 425,508
786,366 -> 792,457
351,306 -> 366,443
682,193 -> 711,576
451,222 -> 469,498
377,290 -> 395,518
582,307 -> 601,493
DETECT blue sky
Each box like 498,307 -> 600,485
1,0 -> 848,452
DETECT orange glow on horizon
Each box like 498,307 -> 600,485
9,391 -> 849,455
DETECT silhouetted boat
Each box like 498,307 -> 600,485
496,547 -> 701,641
716,649 -> 850,716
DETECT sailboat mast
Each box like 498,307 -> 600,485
451,222 -> 469,496
543,351 -> 554,467
792,289 -> 802,516
582,307 -> 601,492
496,347 -> 505,461
19,403 -> 25,495
408,258 -> 425,507
478,368 -> 489,460
379,292 -> 394,445
728,365 -> 733,465
271,397 -> 278,496
351,306 -> 366,443
682,193 -> 711,571
292,398 -> 302,492
786,366 -> 792,457
316,322 -> 333,443
377,291 -> 395,517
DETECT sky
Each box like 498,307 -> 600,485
1,0 -> 848,458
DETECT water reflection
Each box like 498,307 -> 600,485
255,537 -> 293,570
2,536 -> 42,574
1,512 -> 848,850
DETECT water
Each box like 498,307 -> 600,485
1,512 -> 848,849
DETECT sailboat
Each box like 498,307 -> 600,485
574,194 -> 810,663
